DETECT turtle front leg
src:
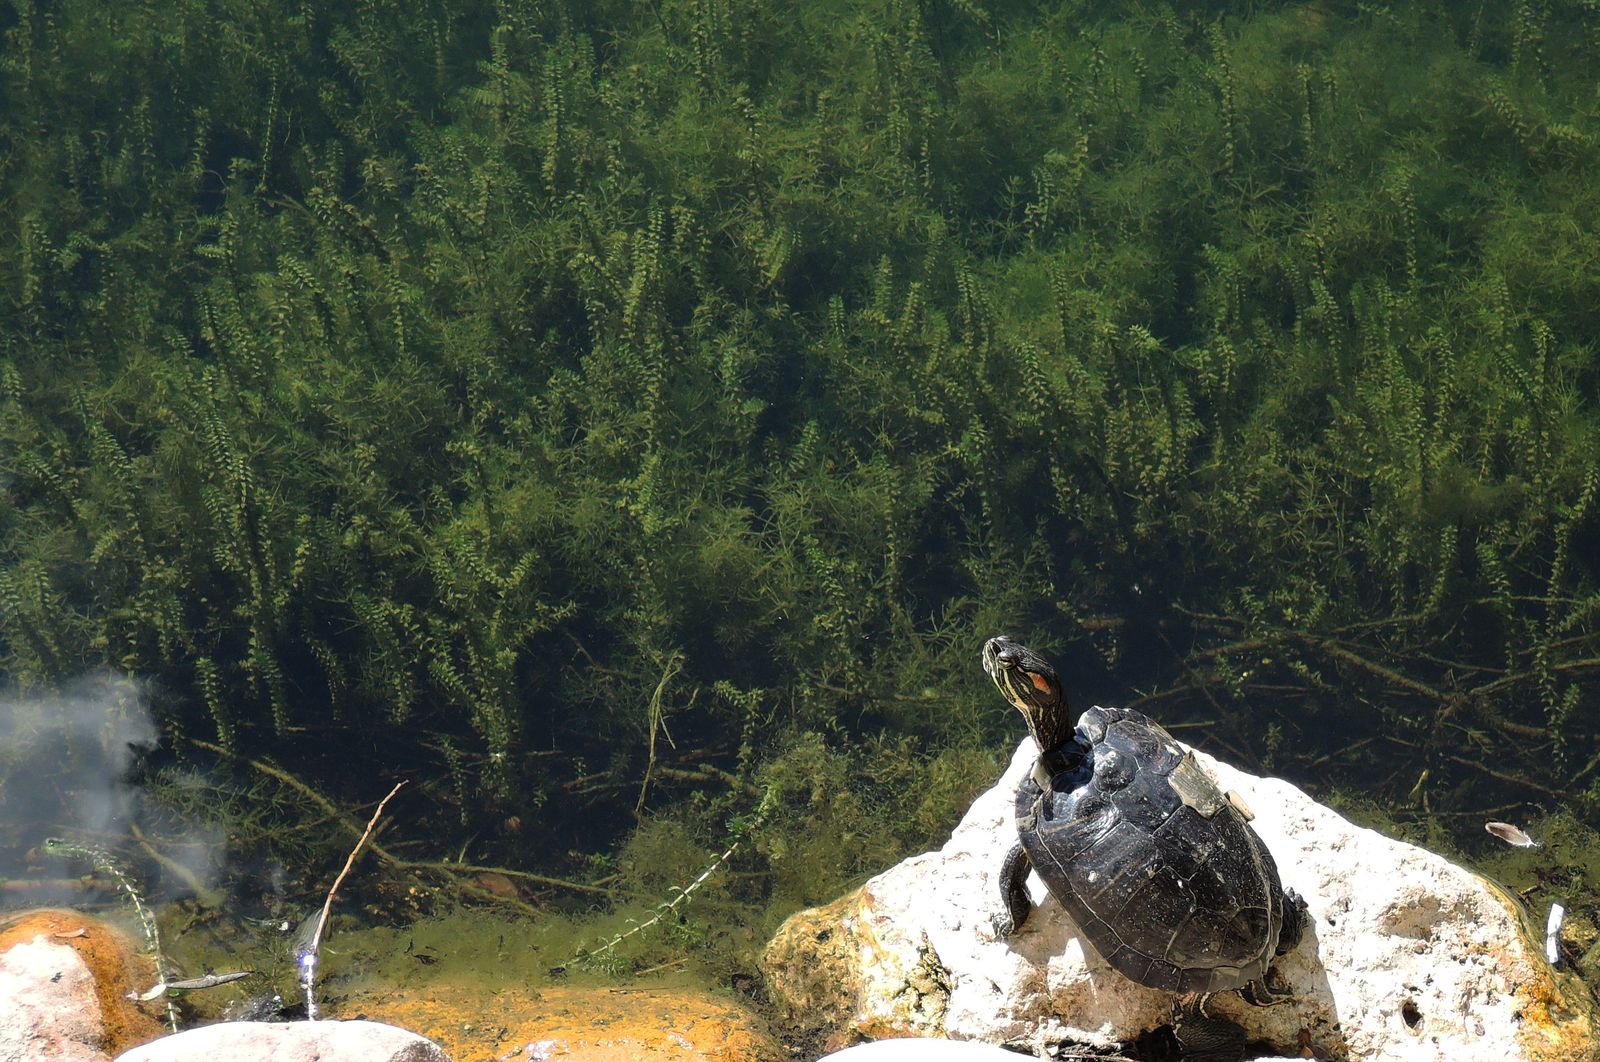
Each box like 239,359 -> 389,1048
995,842 -> 1033,938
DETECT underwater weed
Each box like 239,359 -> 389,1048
42,838 -> 178,1032
570,787 -> 774,972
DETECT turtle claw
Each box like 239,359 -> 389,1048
1239,967 -> 1293,1007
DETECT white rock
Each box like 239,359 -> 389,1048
112,1019 -> 451,1062
764,736 -> 1598,1061
0,936 -> 110,1062
815,1036 -> 1036,1061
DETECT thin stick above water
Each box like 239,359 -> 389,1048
301,780 -> 408,1020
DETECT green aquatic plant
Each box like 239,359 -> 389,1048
42,838 -> 178,1032
0,0 -> 1597,893
571,787 -> 775,973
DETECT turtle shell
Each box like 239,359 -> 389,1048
1015,704 -> 1289,994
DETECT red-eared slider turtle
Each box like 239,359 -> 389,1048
983,636 -> 1306,1057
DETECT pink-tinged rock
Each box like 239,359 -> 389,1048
764,736 -> 1599,1061
0,908 -> 168,1058
0,936 -> 110,1062
112,1019 -> 451,1062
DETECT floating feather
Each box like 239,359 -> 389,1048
133,970 -> 253,1001
1485,821 -> 1541,848
1547,903 -> 1566,966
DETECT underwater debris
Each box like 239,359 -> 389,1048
1485,821 -> 1541,848
221,993 -> 290,1022
1548,903 -> 1566,966
132,970 -> 253,1001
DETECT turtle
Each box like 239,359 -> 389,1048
982,635 -> 1307,1059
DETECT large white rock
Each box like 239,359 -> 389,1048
112,1020 -> 451,1062
815,1037 -> 1035,1061
0,937 -> 109,1062
764,737 -> 1598,1060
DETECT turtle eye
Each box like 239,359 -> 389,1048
997,648 -> 1019,666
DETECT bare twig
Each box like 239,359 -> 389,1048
1443,753 -> 1568,801
1473,656 -> 1600,697
301,780 -> 407,1021
1302,735 -> 1380,770
1568,745 -> 1600,788
632,956 -> 689,977
1286,633 -> 1451,704
653,765 -> 763,799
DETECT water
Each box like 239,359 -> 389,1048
1,0 -> 1597,1039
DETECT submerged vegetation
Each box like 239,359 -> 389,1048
2,0 -> 1598,949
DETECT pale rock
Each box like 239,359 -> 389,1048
0,937 -> 109,1062
111,1019 -> 451,1062
815,1036 -> 1037,1060
764,737 -> 1599,1060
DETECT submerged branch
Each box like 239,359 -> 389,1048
406,860 -> 614,897
302,780 -> 407,1021
1138,611 -> 1596,806
187,737 -> 611,899
187,739 -> 394,862
1285,634 -> 1452,705
129,823 -> 223,908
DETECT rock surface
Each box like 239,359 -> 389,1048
111,1019 -> 449,1062
764,737 -> 1599,1060
814,1037 -> 1036,1060
0,936 -> 107,1062
345,980 -> 785,1062
0,909 -> 167,1062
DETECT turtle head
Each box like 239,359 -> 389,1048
983,636 -> 1072,751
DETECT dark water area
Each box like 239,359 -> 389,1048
2,0 -> 1599,1027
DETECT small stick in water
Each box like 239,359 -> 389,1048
301,780 -> 408,1021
